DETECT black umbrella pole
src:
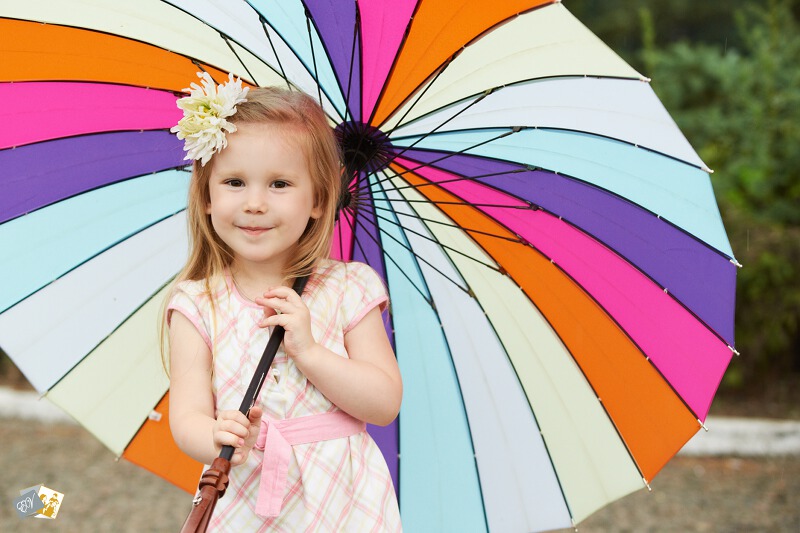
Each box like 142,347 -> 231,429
181,275 -> 310,532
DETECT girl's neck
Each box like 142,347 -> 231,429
229,262 -> 285,301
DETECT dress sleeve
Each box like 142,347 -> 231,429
341,262 -> 389,334
166,283 -> 213,349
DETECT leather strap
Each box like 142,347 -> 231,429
179,457 -> 231,533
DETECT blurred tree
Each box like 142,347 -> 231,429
566,0 -> 754,66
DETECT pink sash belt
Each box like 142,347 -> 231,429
253,410 -> 366,517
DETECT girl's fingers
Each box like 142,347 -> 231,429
228,410 -> 263,466
262,286 -> 295,299
253,297 -> 283,317
259,313 -> 291,329
258,296 -> 297,315
215,431 -> 245,449
218,416 -> 249,436
219,409 -> 249,425
248,406 -> 263,424
259,287 -> 304,310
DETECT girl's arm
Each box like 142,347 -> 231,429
259,288 -> 402,426
168,311 -> 262,465
299,306 -> 402,426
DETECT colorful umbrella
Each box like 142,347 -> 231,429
0,1 -> 738,531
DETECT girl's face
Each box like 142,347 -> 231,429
206,122 -> 322,274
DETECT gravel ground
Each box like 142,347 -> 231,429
2,417 -> 798,532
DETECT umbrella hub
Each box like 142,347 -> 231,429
334,121 -> 395,176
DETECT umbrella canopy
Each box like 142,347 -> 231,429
0,1 -> 738,531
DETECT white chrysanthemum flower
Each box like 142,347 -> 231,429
170,72 -> 249,166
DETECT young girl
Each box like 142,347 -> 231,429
165,73 -> 403,531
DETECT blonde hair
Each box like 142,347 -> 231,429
161,86 -> 342,373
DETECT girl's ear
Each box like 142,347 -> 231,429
205,201 -> 212,215
310,204 -> 323,220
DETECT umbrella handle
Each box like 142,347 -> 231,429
179,457 -> 230,533
179,274 -> 310,532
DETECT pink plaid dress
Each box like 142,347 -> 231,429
168,260 -> 402,532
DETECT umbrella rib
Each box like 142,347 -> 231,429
335,215 -> 347,259
387,168 -> 530,191
362,196 -> 490,531
303,7 -> 324,107
364,0 -> 422,127
386,91 -> 492,164
356,193 -> 498,289
348,213 -> 434,305
383,59 -> 451,137
374,128 -> 521,188
221,33 -> 258,86
132,3 -> 276,90
259,15 -> 292,90
371,197 -> 530,209
342,194 -> 396,293
0,181 -> 190,314
354,201 -> 478,296
370,209 -> 517,269
371,204 -> 523,244
303,4 -> 357,123
372,167 -> 562,251
380,73 -> 638,137
368,3 -> 519,132
342,5 -> 361,124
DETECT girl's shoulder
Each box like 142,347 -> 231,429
172,278 -> 208,297
311,259 -> 382,288
309,259 -> 388,307
169,275 -> 227,303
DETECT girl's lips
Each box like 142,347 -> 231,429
238,226 -> 271,236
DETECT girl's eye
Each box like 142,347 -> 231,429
225,178 -> 245,187
272,180 -> 289,189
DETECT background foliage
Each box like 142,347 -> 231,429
568,0 -> 800,393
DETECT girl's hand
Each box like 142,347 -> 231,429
256,286 -> 317,359
212,406 -> 262,466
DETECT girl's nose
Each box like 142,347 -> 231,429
244,189 -> 268,213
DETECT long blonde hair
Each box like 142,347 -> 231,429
161,86 -> 342,372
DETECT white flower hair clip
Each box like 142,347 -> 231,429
170,72 -> 249,166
